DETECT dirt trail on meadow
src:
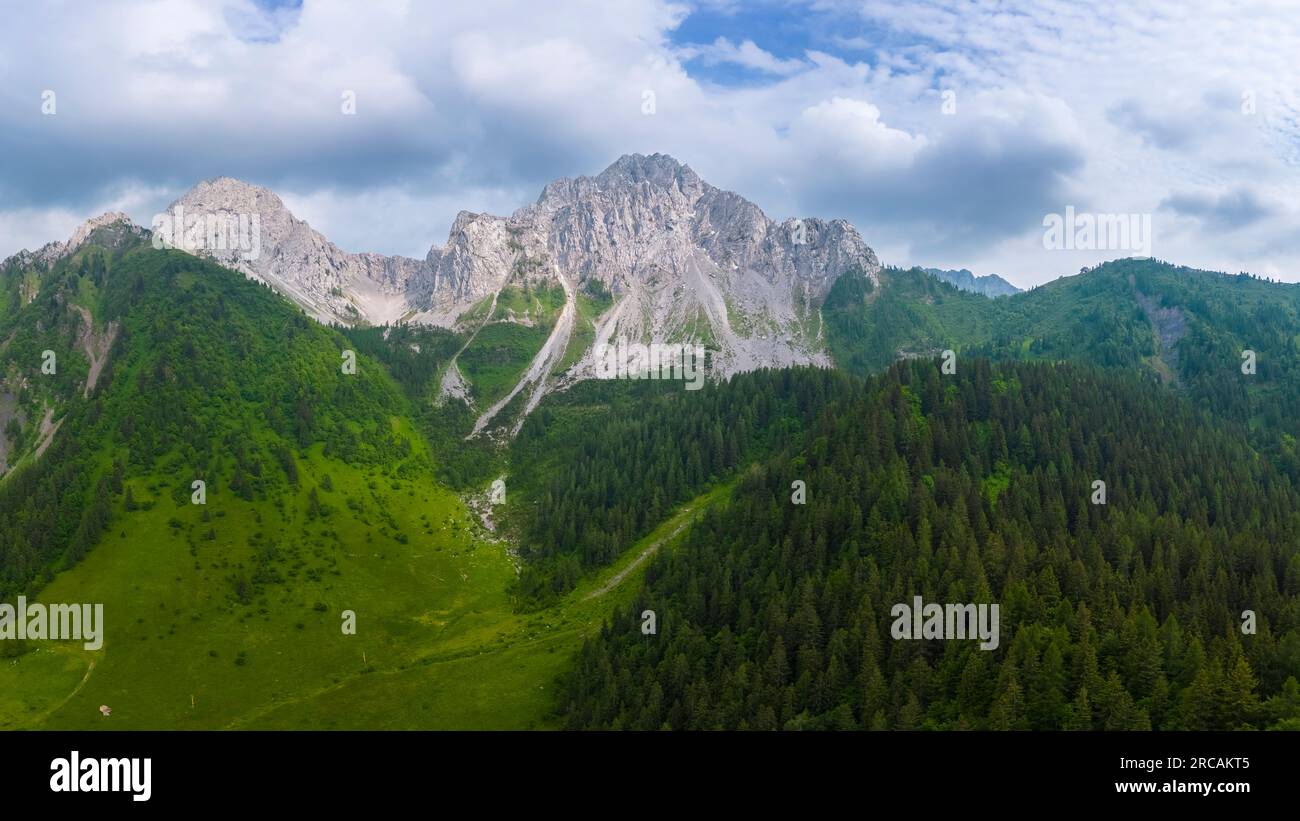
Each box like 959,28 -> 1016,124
585,519 -> 690,601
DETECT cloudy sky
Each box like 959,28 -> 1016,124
2,0 -> 1298,288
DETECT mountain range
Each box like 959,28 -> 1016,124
8,152 -> 1300,447
20,154 -> 887,438
923,267 -> 1021,298
3,153 -> 1300,731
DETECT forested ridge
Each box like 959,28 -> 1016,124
0,232 -> 413,600
825,258 -> 1300,479
508,369 -> 858,604
560,360 -> 1300,730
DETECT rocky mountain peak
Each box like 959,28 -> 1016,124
17,156 -> 885,435
594,152 -> 700,191
167,176 -> 297,243
190,175 -> 285,203
162,176 -> 427,325
10,211 -> 144,269
70,210 -> 140,246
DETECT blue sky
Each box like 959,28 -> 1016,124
2,0 -> 1299,287
674,2 -> 868,83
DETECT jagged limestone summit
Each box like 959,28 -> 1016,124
17,154 -> 883,438
162,155 -> 880,373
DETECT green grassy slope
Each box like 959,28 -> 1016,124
0,229 -> 736,730
0,234 -> 511,728
237,483 -> 729,729
0,457 -> 726,729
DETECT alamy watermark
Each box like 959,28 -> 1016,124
890,595 -> 999,650
1042,206 -> 1152,256
0,596 -> 103,650
593,340 -> 707,390
151,205 -> 261,261
50,751 -> 150,801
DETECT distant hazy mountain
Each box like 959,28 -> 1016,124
922,267 -> 1021,297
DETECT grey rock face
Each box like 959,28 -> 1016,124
416,153 -> 881,377
9,156 -> 882,430
157,156 -> 880,376
159,177 -> 428,325
11,155 -> 882,348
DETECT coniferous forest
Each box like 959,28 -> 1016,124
559,361 -> 1300,730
